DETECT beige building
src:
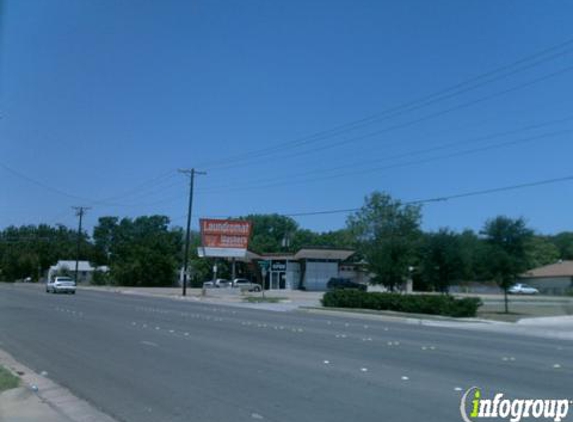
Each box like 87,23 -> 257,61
519,260 -> 573,295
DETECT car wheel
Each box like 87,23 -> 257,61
254,286 -> 261,292
71,291 -> 76,295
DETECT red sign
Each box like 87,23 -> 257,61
200,219 -> 252,249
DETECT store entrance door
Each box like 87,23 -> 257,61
271,272 -> 279,290
269,260 -> 287,290
270,271 -> 286,289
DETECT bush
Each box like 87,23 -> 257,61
91,270 -> 111,286
321,290 -> 482,318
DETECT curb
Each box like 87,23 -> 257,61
298,306 -> 503,325
0,349 -> 118,422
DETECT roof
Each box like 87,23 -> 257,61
200,247 -> 355,262
257,253 -> 296,260
521,261 -> 573,278
294,248 -> 355,261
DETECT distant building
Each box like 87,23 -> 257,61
247,248 -> 366,291
519,260 -> 573,295
47,260 -> 109,284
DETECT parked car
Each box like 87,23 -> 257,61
46,276 -> 76,294
203,279 -> 231,288
232,278 -> 262,292
508,283 -> 539,295
327,277 -> 367,291
214,279 -> 231,288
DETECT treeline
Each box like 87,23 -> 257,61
1,192 -> 572,290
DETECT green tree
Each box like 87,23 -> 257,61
94,215 -> 183,287
238,214 -> 299,254
525,236 -> 560,269
482,216 -> 533,313
551,232 -> 573,260
291,228 -> 354,251
347,192 -> 422,291
0,224 -> 91,281
92,217 -> 119,266
419,229 -> 464,293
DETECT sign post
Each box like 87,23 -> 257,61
258,260 -> 270,299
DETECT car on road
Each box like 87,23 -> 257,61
232,278 -> 262,292
46,276 -> 76,294
326,277 -> 367,291
508,283 -> 539,295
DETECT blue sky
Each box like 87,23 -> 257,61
1,1 -> 572,235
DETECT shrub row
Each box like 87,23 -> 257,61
321,290 -> 482,318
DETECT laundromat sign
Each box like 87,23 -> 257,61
200,219 -> 252,250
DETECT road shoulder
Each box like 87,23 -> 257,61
0,349 -> 117,422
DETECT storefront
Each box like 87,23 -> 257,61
198,244 -> 362,291
257,248 -> 356,291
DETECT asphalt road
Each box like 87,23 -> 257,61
0,284 -> 571,422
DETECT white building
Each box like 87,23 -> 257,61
253,248 -> 365,291
48,260 -> 109,284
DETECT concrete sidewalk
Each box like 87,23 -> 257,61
78,285 -> 324,310
0,387 -> 75,422
0,349 -> 117,422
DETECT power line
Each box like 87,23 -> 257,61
0,161 -> 91,202
195,128 -> 571,195
281,175 -> 573,217
195,38 -> 573,171
196,115 -> 573,193
207,63 -> 573,177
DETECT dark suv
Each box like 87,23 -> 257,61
326,277 -> 367,291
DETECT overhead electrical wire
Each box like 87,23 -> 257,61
196,115 -> 573,192
202,63 -> 573,180
194,129 -> 571,195
195,38 -> 573,171
282,175 -> 573,217
3,38 -> 573,217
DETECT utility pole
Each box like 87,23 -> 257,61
72,206 -> 90,283
179,168 -> 206,296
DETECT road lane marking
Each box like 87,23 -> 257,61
140,341 -> 159,347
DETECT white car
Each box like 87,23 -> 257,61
508,283 -> 539,295
203,279 -> 231,288
232,278 -> 262,292
46,276 -> 76,294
